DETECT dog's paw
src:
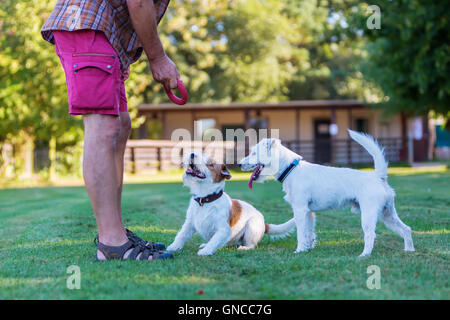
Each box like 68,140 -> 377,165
199,243 -> 207,249
295,243 -> 310,253
197,248 -> 214,256
358,252 -> 371,258
237,245 -> 254,250
167,243 -> 182,252
308,234 -> 317,249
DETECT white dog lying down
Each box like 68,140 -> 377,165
239,130 -> 415,257
167,152 -> 295,256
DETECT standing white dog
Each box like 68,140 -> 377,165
239,130 -> 415,257
167,152 -> 295,255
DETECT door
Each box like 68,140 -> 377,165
221,124 -> 246,167
314,119 -> 331,163
412,116 -> 428,161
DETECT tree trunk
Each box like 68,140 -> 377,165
49,136 -> 56,180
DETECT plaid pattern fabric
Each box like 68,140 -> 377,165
41,0 -> 170,70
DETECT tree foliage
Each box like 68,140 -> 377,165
4,0 -> 444,175
129,0 -> 307,104
0,0 -> 83,163
352,0 -> 450,119
129,0 -> 369,104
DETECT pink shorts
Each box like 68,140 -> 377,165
53,30 -> 127,116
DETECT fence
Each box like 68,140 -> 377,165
124,137 -> 405,174
284,137 -> 405,165
0,144 -> 14,178
124,140 -> 236,174
0,137 -> 405,177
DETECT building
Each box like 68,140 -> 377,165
133,100 -> 430,169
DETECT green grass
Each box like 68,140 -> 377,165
0,166 -> 449,299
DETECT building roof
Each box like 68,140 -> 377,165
137,100 -> 367,112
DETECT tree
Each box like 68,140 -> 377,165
0,0 -> 83,177
1,0 -> 400,177
281,0 -> 382,101
351,1 -> 450,120
128,0 -> 309,104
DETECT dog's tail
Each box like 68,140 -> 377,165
265,218 -> 296,239
348,129 -> 388,180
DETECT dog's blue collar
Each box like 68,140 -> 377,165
277,158 -> 301,183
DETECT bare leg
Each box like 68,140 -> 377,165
115,111 -> 132,222
83,114 -> 151,260
83,114 -> 126,246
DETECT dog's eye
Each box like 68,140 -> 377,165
206,163 -> 213,167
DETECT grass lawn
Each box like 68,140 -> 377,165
0,166 -> 448,299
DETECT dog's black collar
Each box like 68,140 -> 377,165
277,158 -> 301,183
194,190 -> 224,206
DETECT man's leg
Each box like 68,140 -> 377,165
54,30 -> 167,260
83,114 -> 129,254
115,111 -> 132,219
83,113 -> 157,260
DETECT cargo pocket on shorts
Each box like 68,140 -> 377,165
68,53 -> 119,110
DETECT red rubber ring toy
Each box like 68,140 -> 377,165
164,79 -> 189,105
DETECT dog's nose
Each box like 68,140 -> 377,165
238,163 -> 242,168
190,152 -> 195,160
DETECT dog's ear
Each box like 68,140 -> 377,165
221,164 -> 232,180
271,138 -> 281,148
265,138 -> 280,151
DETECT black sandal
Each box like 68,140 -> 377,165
95,238 -> 173,261
125,228 -> 166,251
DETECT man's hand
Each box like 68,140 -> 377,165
149,54 -> 180,89
126,0 -> 180,89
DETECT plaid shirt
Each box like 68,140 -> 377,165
41,0 -> 170,70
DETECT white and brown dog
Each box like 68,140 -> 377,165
167,152 -> 295,256
239,130 -> 415,257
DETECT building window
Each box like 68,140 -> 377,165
222,124 -> 245,141
221,116 -> 267,141
317,123 -> 330,135
195,118 -> 217,140
249,117 -> 268,131
249,116 -> 268,140
355,118 -> 369,133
